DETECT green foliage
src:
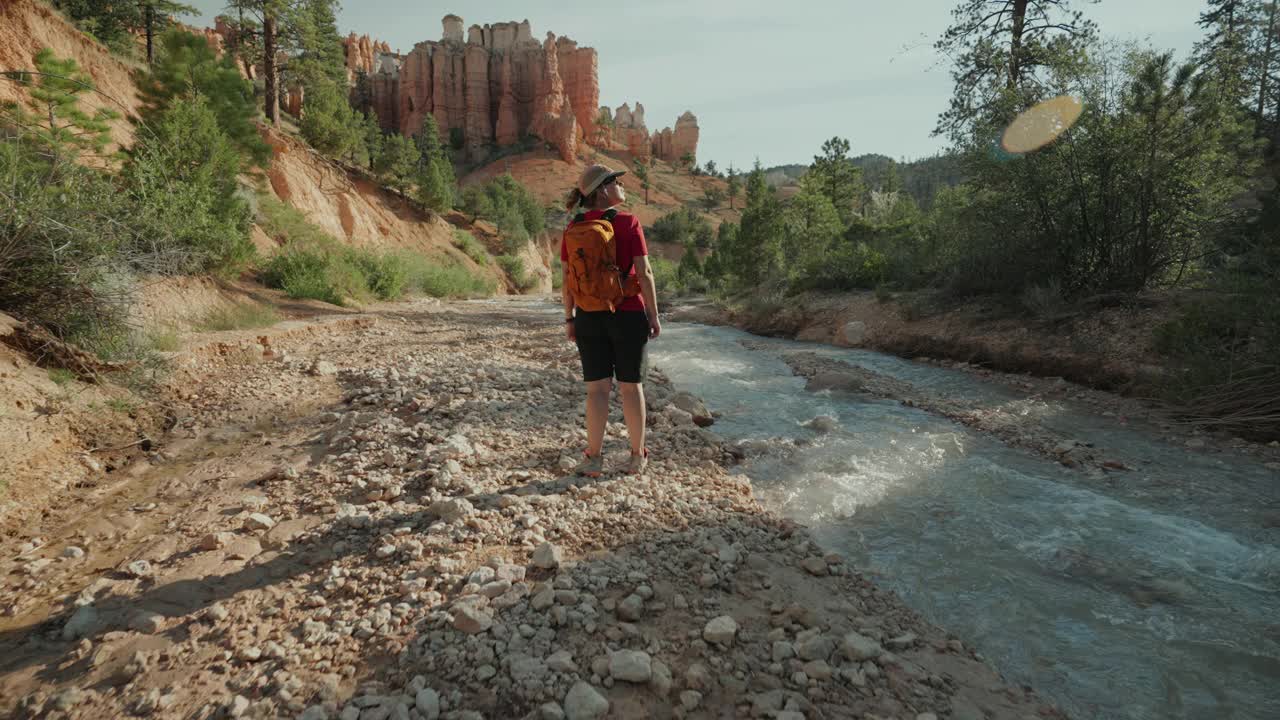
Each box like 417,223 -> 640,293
451,229 -> 489,264
677,241 -> 704,286
726,166 -> 741,209
0,128 -> 133,356
495,254 -> 539,292
806,137 -> 865,224
632,159 -> 651,204
140,30 -> 268,163
2,49 -> 119,157
124,96 -> 254,275
374,133 -> 420,196
551,256 -> 563,290
460,174 -> 545,252
649,207 -> 714,249
415,116 -> 457,212
258,194 -> 490,303
299,79 -> 365,161
702,186 -> 726,211
196,301 -> 280,332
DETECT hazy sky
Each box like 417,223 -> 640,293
183,1 -> 1208,168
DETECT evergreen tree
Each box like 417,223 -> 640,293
2,49 -> 119,158
299,79 -> 363,160
374,133 -> 420,197
726,166 -> 741,210
414,116 -> 456,213
141,29 -> 268,163
934,0 -> 1097,142
125,95 -> 252,274
807,137 -> 864,224
224,0 -> 292,125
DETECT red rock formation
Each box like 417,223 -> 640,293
651,111 -> 700,163
345,33 -> 376,77
556,38 -> 598,143
495,54 -> 519,146
612,102 -> 650,159
530,32 -> 577,162
284,85 -> 304,118
463,43 -> 492,150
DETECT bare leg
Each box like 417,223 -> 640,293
618,381 -> 646,455
585,379 -> 611,455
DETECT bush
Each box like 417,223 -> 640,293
124,95 -> 254,275
452,229 -> 489,264
552,256 -> 563,290
0,133 -> 133,345
460,174 -> 545,252
649,207 -> 714,248
496,254 -> 539,292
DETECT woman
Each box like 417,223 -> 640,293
561,163 -> 661,477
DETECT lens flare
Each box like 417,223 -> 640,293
1001,95 -> 1084,154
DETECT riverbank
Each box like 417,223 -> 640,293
670,290 -> 1280,463
0,298 -> 1060,719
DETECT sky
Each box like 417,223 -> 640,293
183,1 -> 1209,169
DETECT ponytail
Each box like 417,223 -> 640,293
563,187 -> 584,211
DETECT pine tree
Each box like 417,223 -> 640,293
224,0 -> 292,125
141,1 -> 198,64
726,166 -> 741,210
807,137 -> 864,224
934,0 -> 1097,141
141,29 -> 268,162
2,49 -> 119,158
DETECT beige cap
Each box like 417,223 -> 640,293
577,163 -> 626,196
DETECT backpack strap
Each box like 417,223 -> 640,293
602,208 -> 618,222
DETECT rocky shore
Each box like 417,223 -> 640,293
1,299 -> 1061,720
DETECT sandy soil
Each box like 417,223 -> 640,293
0,297 -> 1061,720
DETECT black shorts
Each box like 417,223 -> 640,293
573,309 -> 649,383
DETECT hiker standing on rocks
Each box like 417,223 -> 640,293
561,164 -> 660,477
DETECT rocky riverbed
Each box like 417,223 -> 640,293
1,299 -> 1061,720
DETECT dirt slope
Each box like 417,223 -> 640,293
0,0 -> 142,152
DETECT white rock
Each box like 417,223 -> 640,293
608,650 -> 652,683
228,695 -> 251,718
539,702 -> 566,720
616,594 -> 644,621
62,546 -> 86,560
125,559 -> 154,578
546,650 -> 577,673
531,543 -> 563,569
840,321 -> 866,345
679,690 -> 702,710
842,631 -> 882,661
702,615 -> 738,645
563,681 -> 609,720
451,604 -> 493,634
243,513 -> 275,532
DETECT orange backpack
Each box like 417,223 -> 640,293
563,209 -> 641,312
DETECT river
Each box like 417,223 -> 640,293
648,320 -> 1280,720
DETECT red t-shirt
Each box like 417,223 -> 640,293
560,209 -> 648,311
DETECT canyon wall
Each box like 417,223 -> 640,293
359,15 -> 698,164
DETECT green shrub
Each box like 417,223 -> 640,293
124,95 -> 254,276
403,255 -> 495,298
496,254 -> 539,292
649,207 -> 714,248
459,174 -> 545,252
197,302 -> 280,332
452,229 -> 489,264
551,256 -> 563,290
147,327 -> 181,351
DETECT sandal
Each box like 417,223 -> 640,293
623,448 -> 648,476
573,450 -> 604,478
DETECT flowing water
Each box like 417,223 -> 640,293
642,320 -> 1280,720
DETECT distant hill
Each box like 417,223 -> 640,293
764,154 -> 965,210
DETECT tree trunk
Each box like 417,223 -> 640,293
1259,3 -> 1277,131
1008,0 -> 1030,89
263,10 -> 279,126
145,3 -> 155,64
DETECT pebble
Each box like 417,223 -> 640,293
563,681 -> 609,720
842,631 -> 883,661
243,513 -> 275,531
703,615 -> 738,645
62,546 -> 86,560
608,649 -> 652,683
451,604 -> 493,634
532,542 -> 563,569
